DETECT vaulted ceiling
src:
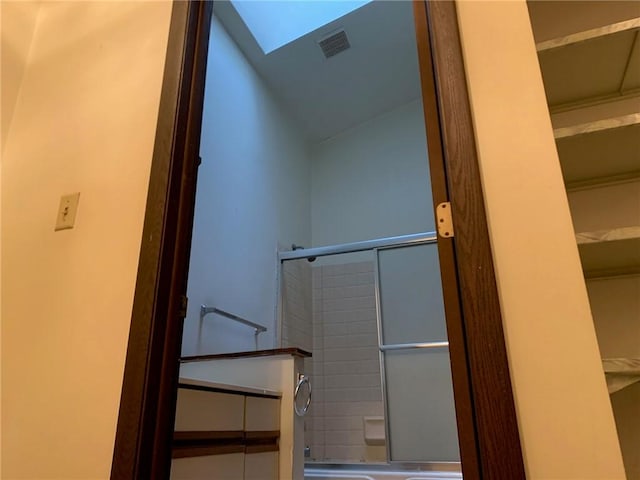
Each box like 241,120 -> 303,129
214,1 -> 422,144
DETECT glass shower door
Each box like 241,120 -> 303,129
375,242 -> 460,462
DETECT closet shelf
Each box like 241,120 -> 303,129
553,111 -> 640,189
531,9 -> 640,477
537,17 -> 640,109
603,357 -> 640,394
577,227 -> 640,278
553,112 -> 640,139
536,18 -> 640,52
576,226 -> 640,244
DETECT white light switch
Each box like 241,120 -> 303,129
55,192 -> 80,231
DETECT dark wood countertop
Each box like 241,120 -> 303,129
180,347 -> 312,363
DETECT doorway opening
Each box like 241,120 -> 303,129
111,2 -> 525,479
182,1 -> 459,474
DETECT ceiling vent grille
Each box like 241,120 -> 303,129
318,30 -> 351,59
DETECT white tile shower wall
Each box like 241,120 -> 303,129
281,260 -> 313,352
307,261 -> 384,463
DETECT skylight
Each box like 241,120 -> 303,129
231,0 -> 372,54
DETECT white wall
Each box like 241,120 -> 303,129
1,2 -> 172,478
186,24 -> 434,355
456,0 -> 625,478
311,99 -> 433,247
306,98 -> 458,463
182,16 -> 311,356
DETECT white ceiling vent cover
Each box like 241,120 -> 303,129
318,29 -> 351,59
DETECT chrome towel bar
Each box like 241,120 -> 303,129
200,305 -> 267,350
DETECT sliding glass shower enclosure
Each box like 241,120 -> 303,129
279,232 -> 460,466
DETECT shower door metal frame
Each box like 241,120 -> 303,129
280,234 -> 454,467
278,232 -> 438,262
373,240 -> 455,465
111,1 -> 526,479
277,232 -> 439,358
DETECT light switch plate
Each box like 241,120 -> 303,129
55,192 -> 80,231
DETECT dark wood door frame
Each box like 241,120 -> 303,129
415,2 -> 526,478
110,1 -> 213,478
111,1 -> 525,478
413,3 -> 481,478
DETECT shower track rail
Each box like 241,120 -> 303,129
278,231 -> 437,262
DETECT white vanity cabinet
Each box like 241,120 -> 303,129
244,396 -> 281,480
171,453 -> 246,480
175,349 -> 310,480
174,388 -> 246,431
171,387 -> 249,479
244,452 -> 280,480
171,386 -> 281,480
528,4 -> 640,478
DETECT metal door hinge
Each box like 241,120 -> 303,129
436,202 -> 454,238
178,295 -> 188,319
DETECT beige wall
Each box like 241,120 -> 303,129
0,1 -> 40,152
1,1 -> 172,478
456,1 -> 625,478
0,1 -> 41,471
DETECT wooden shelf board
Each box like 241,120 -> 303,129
551,95 -> 640,128
603,357 -> 640,374
577,226 -> 640,245
578,234 -> 640,278
603,358 -> 640,394
554,112 -> 640,187
180,347 -> 311,363
566,173 -> 640,192
537,18 -> 640,52
554,113 -> 640,139
538,23 -> 640,108
555,120 -> 640,187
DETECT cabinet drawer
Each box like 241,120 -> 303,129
245,396 -> 280,431
244,451 -> 279,480
171,453 -> 244,480
175,388 -> 244,431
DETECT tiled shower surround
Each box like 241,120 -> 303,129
281,259 -> 385,462
280,259 -> 313,352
